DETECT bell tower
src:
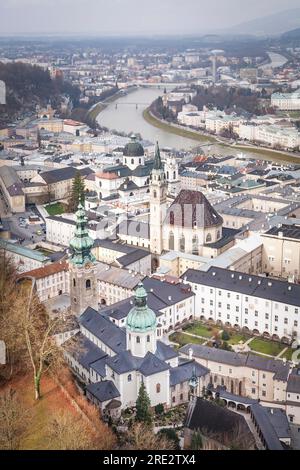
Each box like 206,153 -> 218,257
149,142 -> 167,259
68,203 -> 98,316
126,283 -> 157,357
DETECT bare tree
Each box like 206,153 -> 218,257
122,423 -> 175,450
0,388 -> 31,450
17,280 -> 63,400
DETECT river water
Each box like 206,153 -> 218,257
96,79 -> 291,161
259,52 -> 288,70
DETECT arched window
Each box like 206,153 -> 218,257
128,374 -> 132,382
206,233 -> 212,243
73,278 -> 76,287
131,158 -> 134,165
125,158 -> 127,164
167,171 -> 169,179
86,279 -> 91,289
139,158 -> 141,164
217,230 -> 221,239
99,181 -> 102,187
129,192 -> 134,196
169,231 -> 174,250
153,190 -> 157,198
173,171 -> 176,179
179,234 -> 185,252
156,383 -> 161,393
169,211 -> 174,225
192,235 -> 199,255
147,335 -> 150,343
136,336 -> 140,343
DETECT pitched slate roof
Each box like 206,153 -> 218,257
139,352 -> 170,376
180,344 -> 290,380
79,307 -> 126,354
40,166 -> 92,184
106,351 -> 143,374
155,341 -> 179,362
182,266 -> 300,308
64,333 -> 107,370
287,368 -> 300,393
250,404 -> 283,450
166,190 -> 223,229
86,380 -> 120,403
170,360 -> 209,386
117,220 -> 150,240
90,356 -> 108,378
180,343 -> 247,367
185,397 -> 253,445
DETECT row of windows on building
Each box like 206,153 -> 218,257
196,289 -> 299,313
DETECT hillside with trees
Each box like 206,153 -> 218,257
0,62 -> 80,127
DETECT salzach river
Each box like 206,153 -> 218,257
97,86 -> 246,155
96,77 -> 294,162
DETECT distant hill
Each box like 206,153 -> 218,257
282,27 -> 300,40
222,8 -> 300,37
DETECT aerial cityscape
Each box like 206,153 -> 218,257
1,0 -> 300,456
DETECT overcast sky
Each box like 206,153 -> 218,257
0,0 -> 299,35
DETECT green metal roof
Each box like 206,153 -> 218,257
126,282 -> 157,333
69,203 -> 96,267
0,239 -> 49,263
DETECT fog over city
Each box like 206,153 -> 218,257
1,0 -> 300,35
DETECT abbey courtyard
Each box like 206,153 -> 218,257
2,134 -> 300,449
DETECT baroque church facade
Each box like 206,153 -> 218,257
64,190 -> 209,413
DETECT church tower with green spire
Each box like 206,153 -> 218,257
149,141 -> 167,261
68,203 -> 98,316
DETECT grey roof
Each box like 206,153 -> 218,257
47,216 -> 76,226
116,248 -> 150,268
97,263 -> 144,289
170,360 -> 209,386
265,224 -> 300,240
117,220 -> 150,240
287,368 -> 300,393
245,354 -> 290,381
139,352 -> 170,376
93,239 -> 135,254
250,404 -> 283,450
155,340 -> 179,362
0,166 -> 24,196
90,356 -> 108,378
119,180 -> 139,191
182,266 -> 300,308
40,166 -> 92,184
180,343 -> 247,367
64,333 -> 106,370
0,239 -> 49,263
86,380 -> 120,403
104,164 -> 132,178
143,277 -> 194,306
213,386 -> 258,405
180,344 -> 290,380
79,307 -> 126,354
265,407 -> 291,440
185,397 -> 253,445
106,351 -> 143,374
132,161 -> 153,177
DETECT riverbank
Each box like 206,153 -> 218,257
143,107 -> 300,164
88,86 -> 138,122
143,108 -> 218,144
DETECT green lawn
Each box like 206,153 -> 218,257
45,202 -> 66,216
250,338 -> 286,356
169,332 -> 205,347
228,333 -> 250,345
280,348 -> 294,361
182,322 -> 215,338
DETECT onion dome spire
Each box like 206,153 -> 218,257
69,203 -> 96,267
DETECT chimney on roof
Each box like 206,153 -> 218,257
278,231 -> 283,238
188,347 -> 193,360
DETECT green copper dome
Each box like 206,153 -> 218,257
126,283 -> 157,333
69,203 -> 96,267
123,135 -> 144,157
